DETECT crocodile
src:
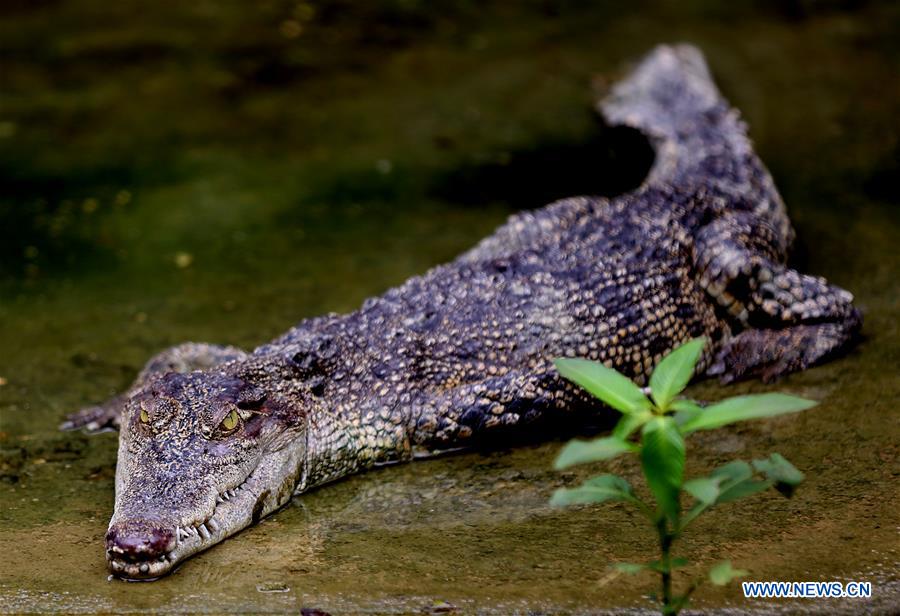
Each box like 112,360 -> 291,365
62,45 -> 861,580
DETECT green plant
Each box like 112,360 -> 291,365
550,338 -> 816,615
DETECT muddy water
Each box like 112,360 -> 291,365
1,1 -> 898,613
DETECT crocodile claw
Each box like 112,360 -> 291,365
61,399 -> 122,433
706,318 -> 861,385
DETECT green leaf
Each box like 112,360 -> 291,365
680,501 -> 708,529
640,417 -> 685,522
716,479 -> 771,503
554,358 -> 651,415
679,393 -> 817,433
550,474 -> 637,507
683,476 -> 721,505
612,410 -> 653,439
753,453 -> 804,498
710,460 -> 753,484
614,562 -> 648,575
710,461 -> 769,503
671,399 -> 703,426
670,399 -> 702,412
708,561 -> 749,586
554,436 -> 637,470
649,338 -> 706,410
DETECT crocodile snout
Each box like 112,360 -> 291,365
106,519 -> 175,574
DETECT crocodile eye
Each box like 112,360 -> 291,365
220,409 -> 240,432
139,408 -> 150,424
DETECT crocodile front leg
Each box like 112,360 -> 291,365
407,368 -> 603,451
694,212 -> 862,383
61,342 -> 246,433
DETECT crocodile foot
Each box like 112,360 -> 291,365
708,314 -> 862,384
60,395 -> 124,433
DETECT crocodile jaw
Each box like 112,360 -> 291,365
107,476 -> 256,579
106,435 -> 306,580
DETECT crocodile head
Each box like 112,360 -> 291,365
105,371 -> 306,579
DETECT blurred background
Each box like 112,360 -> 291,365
0,1 -> 898,613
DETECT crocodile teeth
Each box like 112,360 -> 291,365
198,523 -> 211,540
177,526 -> 192,541
207,519 -> 219,532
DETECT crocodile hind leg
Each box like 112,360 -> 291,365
708,318 -> 862,384
694,212 -> 862,383
61,342 -> 247,433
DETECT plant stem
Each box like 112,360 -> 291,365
657,517 -> 676,615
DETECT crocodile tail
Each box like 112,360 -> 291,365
599,43 -> 793,249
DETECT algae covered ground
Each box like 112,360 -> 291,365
1,1 -> 898,613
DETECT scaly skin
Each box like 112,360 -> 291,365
61,45 -> 861,580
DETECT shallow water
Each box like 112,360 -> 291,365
1,1 -> 898,613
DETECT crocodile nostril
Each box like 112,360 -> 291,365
106,520 -> 175,561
